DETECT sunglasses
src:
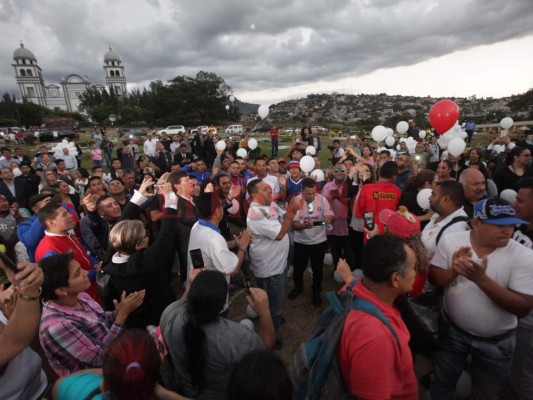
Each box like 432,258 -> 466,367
334,168 -> 346,173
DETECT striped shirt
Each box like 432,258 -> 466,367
39,292 -> 123,377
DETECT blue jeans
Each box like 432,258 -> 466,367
255,267 -> 287,332
93,160 -> 102,168
430,325 -> 515,400
510,324 -> 533,400
271,139 -> 278,157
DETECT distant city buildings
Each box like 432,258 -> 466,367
11,43 -> 127,113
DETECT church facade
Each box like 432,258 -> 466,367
11,43 -> 127,113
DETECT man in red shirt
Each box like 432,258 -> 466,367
36,203 -> 100,301
270,125 -> 280,157
337,234 -> 418,399
355,161 -> 401,237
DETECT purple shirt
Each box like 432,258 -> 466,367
321,181 -> 350,236
39,292 -> 123,376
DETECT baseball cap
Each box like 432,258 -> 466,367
379,206 -> 420,238
277,158 -> 287,164
288,160 -> 301,170
473,197 -> 527,225
28,194 -> 53,209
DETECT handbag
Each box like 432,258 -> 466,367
395,291 -> 451,356
96,268 -> 115,311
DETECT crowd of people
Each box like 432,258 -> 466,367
0,122 -> 532,400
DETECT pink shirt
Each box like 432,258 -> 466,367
90,149 -> 103,161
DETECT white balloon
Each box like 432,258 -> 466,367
323,253 -> 333,266
418,130 -> 426,139
437,137 -> 448,149
258,105 -> 269,119
248,138 -> 258,150
500,189 -> 517,204
239,319 -> 255,330
334,270 -> 345,283
249,24 -> 256,31
310,169 -> 325,182
396,144 -> 401,151
225,104 -> 230,110
447,138 -> 466,157
215,140 -> 226,151
305,145 -> 316,155
386,128 -> 394,137
236,148 -> 247,158
229,95 -> 235,102
396,121 -> 409,134
371,125 -> 387,142
500,117 -> 514,130
299,155 -> 315,173
245,304 -> 258,319
460,131 -> 468,139
417,188 -> 432,210
453,124 -> 462,133
385,136 -> 395,147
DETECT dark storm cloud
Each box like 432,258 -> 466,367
1,0 -> 532,97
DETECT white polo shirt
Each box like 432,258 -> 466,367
431,230 -> 533,337
187,220 -> 238,283
247,201 -> 289,278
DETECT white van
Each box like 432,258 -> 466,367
225,125 -> 244,136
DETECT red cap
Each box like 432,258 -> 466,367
288,160 -> 301,170
277,158 -> 287,164
379,206 -> 420,238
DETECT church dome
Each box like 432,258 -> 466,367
104,47 -> 121,62
13,43 -> 36,61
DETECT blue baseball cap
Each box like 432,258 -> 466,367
473,197 -> 527,225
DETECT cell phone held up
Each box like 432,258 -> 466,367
364,211 -> 375,231
189,249 -> 204,269
0,252 -> 18,274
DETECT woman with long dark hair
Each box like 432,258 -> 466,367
493,145 -> 532,193
160,270 -> 274,400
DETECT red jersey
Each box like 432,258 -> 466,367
338,281 -> 418,400
354,181 -> 401,233
270,128 -> 279,140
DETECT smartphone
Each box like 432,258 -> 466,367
364,211 -> 375,231
189,249 -> 204,269
0,252 -> 18,274
312,221 -> 325,226
415,155 -> 421,161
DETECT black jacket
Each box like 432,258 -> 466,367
103,208 -> 178,328
0,179 -> 28,208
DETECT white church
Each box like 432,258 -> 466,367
12,43 -> 128,113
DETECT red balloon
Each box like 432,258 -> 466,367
429,99 -> 459,134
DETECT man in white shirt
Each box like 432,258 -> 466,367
61,148 -> 77,170
187,191 -> 251,315
288,178 -> 333,307
429,197 -> 533,400
421,180 -> 469,259
247,158 -> 282,201
143,133 -> 157,157
246,179 -> 302,340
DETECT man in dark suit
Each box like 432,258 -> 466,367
174,144 -> 194,167
168,170 -> 198,283
309,131 -> 321,152
15,161 -> 39,198
0,166 -> 28,208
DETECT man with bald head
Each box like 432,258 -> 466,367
458,168 -> 486,218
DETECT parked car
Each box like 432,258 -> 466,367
38,127 -> 78,142
118,128 -> 147,137
225,124 -> 244,136
252,124 -> 273,133
156,125 -> 186,135
311,126 -> 329,134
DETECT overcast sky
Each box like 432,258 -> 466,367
1,0 -> 533,106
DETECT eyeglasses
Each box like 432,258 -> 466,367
334,168 -> 346,173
